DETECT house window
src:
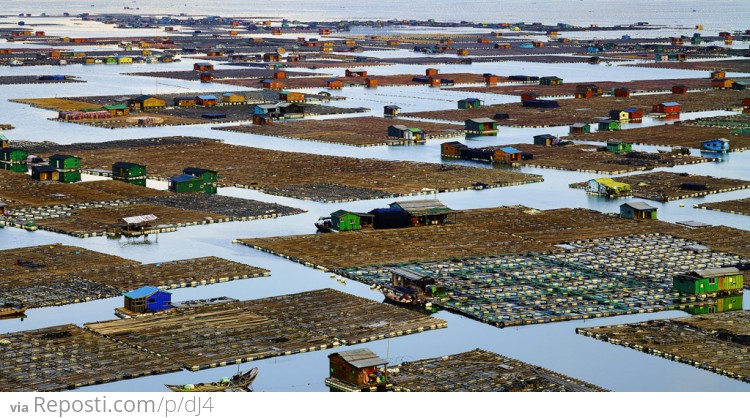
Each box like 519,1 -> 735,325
708,278 -> 716,285
148,298 -> 155,303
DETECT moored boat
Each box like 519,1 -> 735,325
0,302 -> 27,318
166,367 -> 258,392
314,216 -> 333,232
381,268 -> 445,307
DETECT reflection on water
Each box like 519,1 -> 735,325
1,16 -> 749,392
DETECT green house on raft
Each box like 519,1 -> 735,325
0,147 -> 28,173
330,210 -> 374,231
168,167 -> 219,194
112,162 -> 146,187
606,140 -> 631,154
672,267 -> 743,296
48,154 -> 82,183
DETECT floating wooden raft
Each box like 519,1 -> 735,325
0,250 -> 269,309
86,288 -> 447,371
0,324 -> 181,392
577,310 -> 750,384
389,348 -> 608,392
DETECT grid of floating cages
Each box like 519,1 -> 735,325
342,253 -> 678,328
547,233 -> 748,287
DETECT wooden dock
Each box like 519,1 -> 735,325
0,324 -> 181,392
577,310 -> 750,383
389,349 -> 608,392
86,288 -> 447,371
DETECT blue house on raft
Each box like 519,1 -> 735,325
123,286 -> 172,314
702,138 -> 730,152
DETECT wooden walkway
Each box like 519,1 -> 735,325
86,289 -> 447,370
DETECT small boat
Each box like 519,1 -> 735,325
381,268 -> 446,307
0,302 -> 27,318
315,216 -> 333,232
166,367 -> 258,392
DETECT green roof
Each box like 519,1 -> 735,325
103,104 -> 128,110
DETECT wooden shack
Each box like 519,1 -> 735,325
458,98 -> 482,109
389,200 -> 453,226
441,141 -> 468,158
279,91 -> 305,103
31,165 -> 59,181
613,87 -> 631,97
492,146 -> 523,163
326,349 -> 387,391
102,104 -> 130,116
222,93 -> 245,105
606,140 -> 631,153
326,78 -> 343,89
569,123 -> 591,134
609,110 -> 629,122
195,95 -> 218,107
586,178 -> 631,197
112,162 -> 146,186
540,76 -> 563,85
193,62 -> 214,71
672,85 -> 689,94
673,267 -> 743,296
330,210 -> 373,231
534,134 -> 559,146
702,138 -> 730,152
252,114 -> 273,125
174,97 -> 196,107
598,119 -> 621,132
711,78 -> 734,89
384,105 -> 401,118
262,79 -> 284,90
465,118 -> 497,134
620,202 -> 658,220
364,78 -> 378,88
625,107 -> 643,122
345,69 -> 367,77
128,95 -> 166,110
425,68 -> 439,76
123,286 -> 172,314
48,154 -> 81,183
168,174 -> 204,193
652,102 -> 681,115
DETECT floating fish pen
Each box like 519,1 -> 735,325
577,310 -> 750,384
696,198 -> 750,217
546,233 -> 748,288
389,349 -> 607,392
86,289 -> 446,371
217,116 -> 464,147
0,324 -> 181,391
0,244 -> 269,308
342,252 -> 722,328
569,171 -> 750,202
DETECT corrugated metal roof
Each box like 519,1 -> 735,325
124,286 -> 167,299
499,146 -> 522,154
332,348 -> 387,369
169,174 -> 198,183
661,102 -> 680,106
391,199 -> 452,216
620,202 -> 657,211
121,214 -> 158,224
197,95 -> 217,100
391,267 -> 430,282
691,267 -> 740,277
468,117 -> 496,123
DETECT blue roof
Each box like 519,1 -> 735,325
500,146 -> 522,154
197,95 -> 217,100
661,102 -> 680,106
624,107 -> 639,112
170,174 -> 199,183
124,286 -> 167,299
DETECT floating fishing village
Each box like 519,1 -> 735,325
0,3 -> 749,401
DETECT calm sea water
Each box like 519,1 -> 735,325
0,9 -> 749,392
2,0 -> 750,31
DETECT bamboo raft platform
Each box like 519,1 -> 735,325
496,143 -> 711,174
450,77 -> 717,97
0,244 -> 269,308
342,252 -> 724,328
216,117 -> 465,147
625,59 -> 750,73
389,349 -> 608,392
34,136 -> 541,203
570,171 -> 750,202
239,206 -> 750,270
565,124 -> 750,152
696,197 -> 750,217
403,89 -> 749,128
577,310 -> 750,384
0,324 -> 181,392
86,289 -> 447,371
